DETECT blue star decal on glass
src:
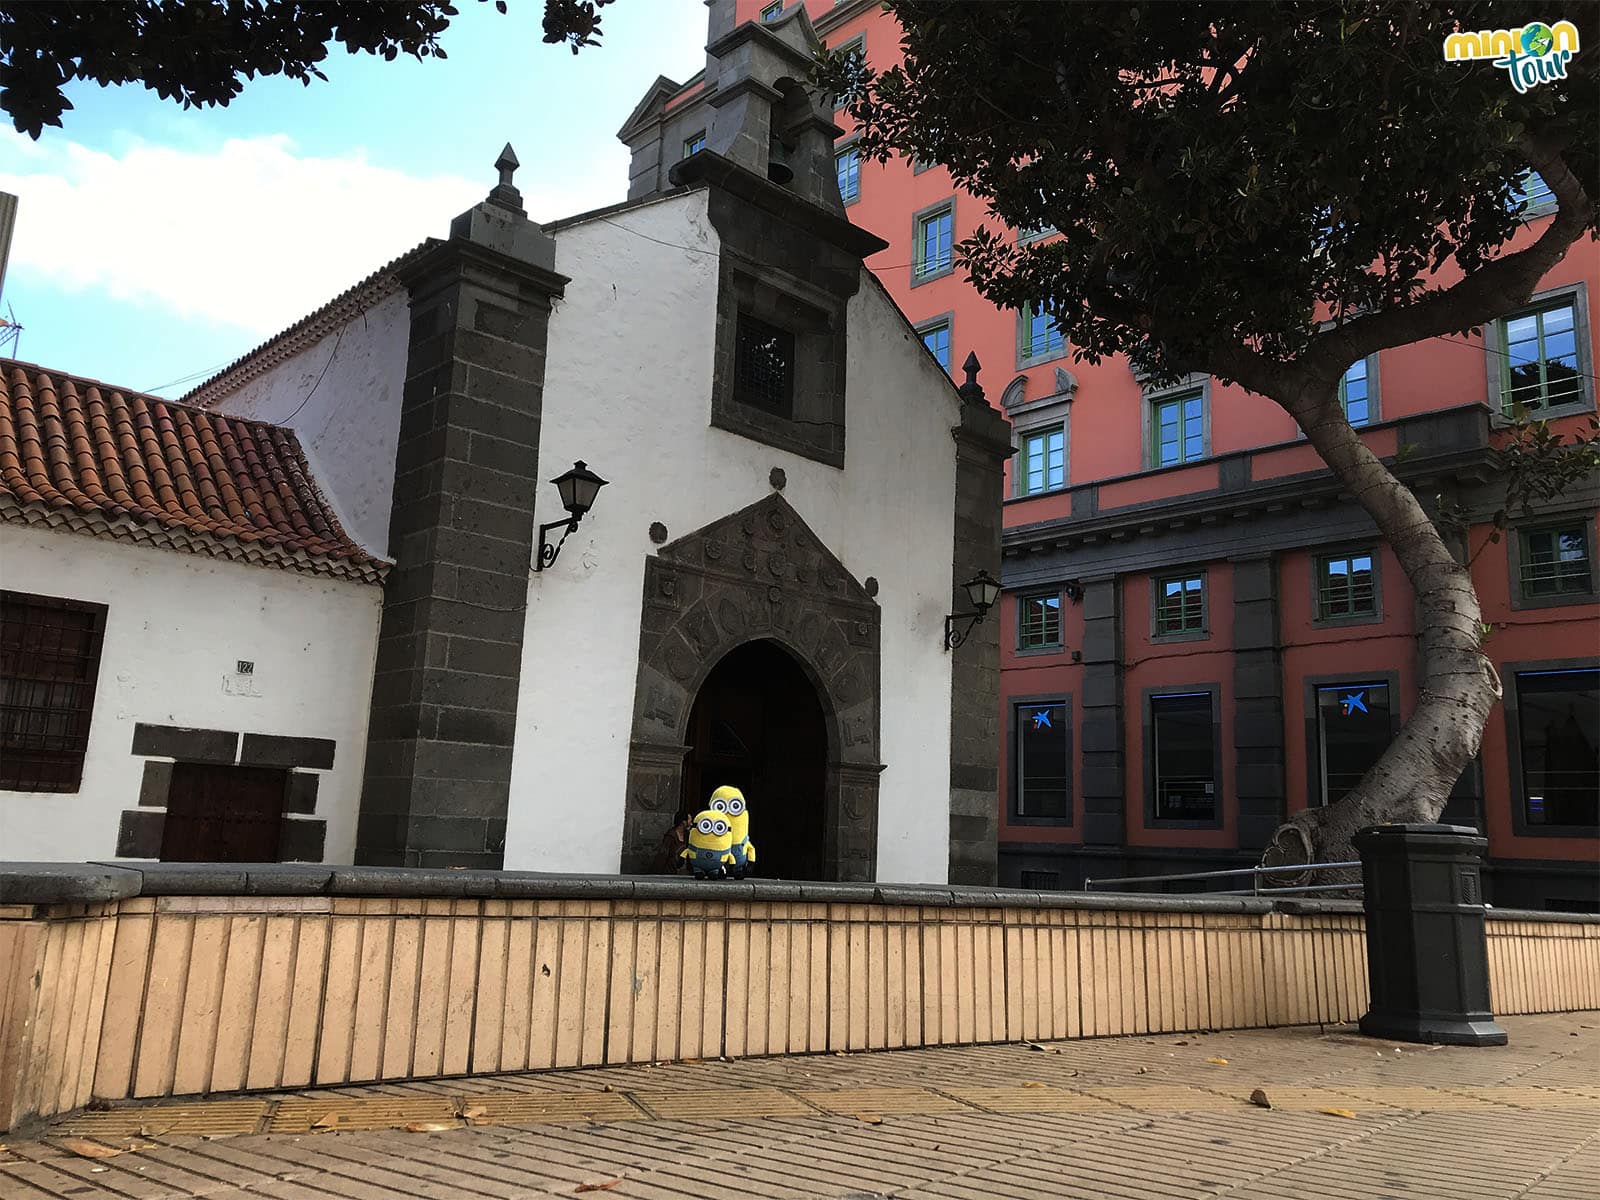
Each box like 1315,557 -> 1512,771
1340,691 -> 1368,716
1031,708 -> 1052,730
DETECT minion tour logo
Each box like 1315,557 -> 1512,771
1443,20 -> 1581,92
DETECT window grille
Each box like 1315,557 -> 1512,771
0,591 -> 108,792
734,314 -> 795,419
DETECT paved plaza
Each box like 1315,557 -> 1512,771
2,1011 -> 1596,1199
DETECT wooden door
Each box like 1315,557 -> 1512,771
159,763 -> 287,862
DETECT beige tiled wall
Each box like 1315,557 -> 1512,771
2,896 -> 1596,1130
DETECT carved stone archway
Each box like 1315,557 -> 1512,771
622,494 -> 882,879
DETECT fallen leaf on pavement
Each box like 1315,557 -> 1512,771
855,1113 -> 884,1124
1024,1041 -> 1061,1053
58,1138 -> 125,1159
1023,1081 -> 1047,1089
1248,1088 -> 1272,1109
138,1125 -> 176,1138
575,1179 -> 623,1193
312,1113 -> 341,1130
462,1105 -> 488,1124
1320,1108 -> 1358,1119
404,1121 -> 459,1132
1205,1057 -> 1229,1065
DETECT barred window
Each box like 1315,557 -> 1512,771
1,591 -> 108,792
733,313 -> 795,419
1519,526 -> 1592,599
1498,300 -> 1582,415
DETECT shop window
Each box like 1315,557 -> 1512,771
1149,691 -> 1217,823
1515,668 -> 1599,830
1313,681 -> 1394,806
1014,699 -> 1070,820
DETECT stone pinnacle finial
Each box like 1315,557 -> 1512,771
958,351 -> 985,406
488,142 -> 525,213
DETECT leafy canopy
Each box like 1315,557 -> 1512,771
822,1 -> 1598,383
0,0 -> 615,139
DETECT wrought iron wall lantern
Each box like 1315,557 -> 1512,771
535,460 -> 608,571
944,569 -> 1002,650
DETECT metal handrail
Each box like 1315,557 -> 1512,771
1084,860 -> 1362,896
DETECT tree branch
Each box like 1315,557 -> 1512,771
1306,139 -> 1595,377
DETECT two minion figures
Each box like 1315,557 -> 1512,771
680,784 -> 757,880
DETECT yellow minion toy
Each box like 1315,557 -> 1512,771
709,785 -> 755,879
681,809 -> 736,879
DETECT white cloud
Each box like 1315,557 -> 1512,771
0,130 -> 614,336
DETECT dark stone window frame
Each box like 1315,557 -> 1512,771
1508,511 -> 1598,610
1504,657 -> 1600,838
1008,693 -> 1073,826
1141,683 -> 1225,830
1015,588 -> 1066,657
0,590 -> 108,794
1150,568 -> 1210,644
710,262 -> 847,469
1311,543 -> 1385,629
1300,671 -> 1402,811
909,195 -> 956,288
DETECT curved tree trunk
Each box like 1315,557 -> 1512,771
1266,393 -> 1501,868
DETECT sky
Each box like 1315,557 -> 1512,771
0,0 -> 709,396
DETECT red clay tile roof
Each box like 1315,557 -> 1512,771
0,359 -> 386,584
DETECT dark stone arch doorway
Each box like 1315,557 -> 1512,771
621,494 -> 883,881
681,639 -> 829,880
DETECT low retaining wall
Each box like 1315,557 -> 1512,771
2,864 -> 1596,1131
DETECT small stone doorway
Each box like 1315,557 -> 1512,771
681,639 -> 828,880
159,763 -> 287,862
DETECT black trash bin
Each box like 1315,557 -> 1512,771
1354,823 -> 1507,1046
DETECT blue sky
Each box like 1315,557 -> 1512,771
0,0 -> 707,395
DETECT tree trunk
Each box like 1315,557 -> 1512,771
1264,392 -> 1500,871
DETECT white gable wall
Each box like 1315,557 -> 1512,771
505,190 -> 961,884
0,525 -> 382,862
196,290 -> 411,560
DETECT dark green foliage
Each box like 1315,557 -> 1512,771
821,2 -> 1598,385
0,0 -> 614,139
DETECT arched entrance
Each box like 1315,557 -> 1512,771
681,640 -> 829,880
621,494 -> 884,881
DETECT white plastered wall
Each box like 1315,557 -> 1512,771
505,190 -> 961,884
198,290 -> 411,559
0,526 -> 383,862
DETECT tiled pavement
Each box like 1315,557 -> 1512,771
3,1012 -> 1596,1199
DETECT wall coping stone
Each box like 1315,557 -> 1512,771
1,863 -> 1594,924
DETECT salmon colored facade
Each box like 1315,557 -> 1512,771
698,1 -> 1599,907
